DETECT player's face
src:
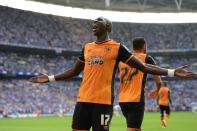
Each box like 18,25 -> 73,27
91,18 -> 107,36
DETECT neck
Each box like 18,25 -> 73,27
133,50 -> 142,53
133,49 -> 146,54
95,32 -> 110,43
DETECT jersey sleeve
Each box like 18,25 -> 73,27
117,44 -> 133,63
78,48 -> 85,63
146,55 -> 156,65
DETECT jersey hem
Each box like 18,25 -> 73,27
77,100 -> 112,105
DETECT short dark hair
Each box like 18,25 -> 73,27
132,37 -> 146,50
162,81 -> 168,87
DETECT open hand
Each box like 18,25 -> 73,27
175,65 -> 197,78
29,73 -> 49,83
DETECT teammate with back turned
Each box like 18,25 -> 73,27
158,81 -> 173,128
29,17 -> 197,131
118,37 -> 162,131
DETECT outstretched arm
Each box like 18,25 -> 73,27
127,56 -> 167,75
29,59 -> 84,83
126,56 -> 197,78
54,60 -> 84,81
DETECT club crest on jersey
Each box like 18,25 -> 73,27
88,56 -> 104,65
88,49 -> 92,52
104,47 -> 111,52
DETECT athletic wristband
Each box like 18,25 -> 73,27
167,69 -> 175,77
48,75 -> 56,82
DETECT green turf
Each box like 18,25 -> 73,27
0,112 -> 196,131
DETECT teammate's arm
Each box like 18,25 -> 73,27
168,91 -> 173,106
157,97 -> 159,106
148,75 -> 162,98
153,75 -> 162,92
146,56 -> 162,98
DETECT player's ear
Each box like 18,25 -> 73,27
106,23 -> 112,33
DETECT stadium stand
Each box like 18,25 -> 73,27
0,80 -> 79,115
34,0 -> 197,12
0,52 -> 74,73
0,79 -> 196,116
0,6 -> 196,50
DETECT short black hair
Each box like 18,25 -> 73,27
163,81 -> 168,87
132,37 -> 146,50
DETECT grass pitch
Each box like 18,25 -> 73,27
0,112 -> 196,131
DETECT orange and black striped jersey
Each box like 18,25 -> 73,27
77,39 -> 133,105
119,52 -> 156,103
158,87 -> 170,106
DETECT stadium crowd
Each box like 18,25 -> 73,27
0,6 -> 197,50
0,52 -> 196,115
0,79 -> 196,116
0,80 -> 80,116
0,52 -> 75,74
0,52 -> 196,73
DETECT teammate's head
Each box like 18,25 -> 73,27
132,37 -> 147,53
162,81 -> 168,87
91,17 -> 112,36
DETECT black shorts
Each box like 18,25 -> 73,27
119,102 -> 145,129
159,105 -> 170,115
72,102 -> 113,131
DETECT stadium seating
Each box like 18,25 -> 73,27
0,80 -> 79,115
0,6 -> 196,50
0,52 -> 74,73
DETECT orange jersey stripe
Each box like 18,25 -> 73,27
119,52 -> 146,102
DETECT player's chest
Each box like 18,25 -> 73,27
84,46 -> 118,61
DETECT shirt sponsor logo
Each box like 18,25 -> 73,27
88,56 -> 104,65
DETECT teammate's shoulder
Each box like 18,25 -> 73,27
146,54 -> 155,60
119,43 -> 131,51
146,55 -> 156,64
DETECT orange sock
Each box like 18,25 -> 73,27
165,114 -> 170,121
